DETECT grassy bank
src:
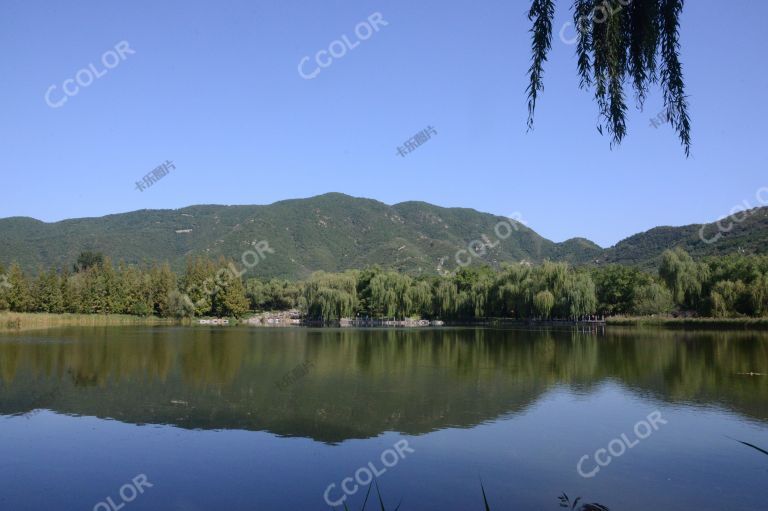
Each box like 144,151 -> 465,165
607,315 -> 768,330
0,312 -> 176,332
4,311 -> 768,333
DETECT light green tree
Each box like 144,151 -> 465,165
7,263 -> 32,312
214,268 -> 249,318
533,290 -> 555,319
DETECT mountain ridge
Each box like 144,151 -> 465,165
1,193 -> 766,278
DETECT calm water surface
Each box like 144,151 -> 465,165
1,326 -> 767,510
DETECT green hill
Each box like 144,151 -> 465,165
600,207 -> 768,269
1,193 -> 767,278
0,193 -> 601,278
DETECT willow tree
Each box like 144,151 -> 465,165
533,290 -> 555,318
369,272 -> 413,319
302,271 -> 358,321
751,274 -> 768,317
659,247 -> 706,309
527,0 -> 691,155
433,279 -> 459,318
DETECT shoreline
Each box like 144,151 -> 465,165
3,312 -> 768,332
606,316 -> 768,330
0,312 -> 177,332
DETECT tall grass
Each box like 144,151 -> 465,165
332,482 -> 607,510
729,437 -> 768,457
0,312 -> 175,332
341,482 -> 401,511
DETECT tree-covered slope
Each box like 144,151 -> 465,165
600,207 -> 768,269
2,194 -> 767,278
0,193 -> 601,278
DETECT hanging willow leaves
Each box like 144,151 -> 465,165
527,0 -> 691,156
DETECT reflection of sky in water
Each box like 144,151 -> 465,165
0,327 -> 767,510
1,385 -> 766,511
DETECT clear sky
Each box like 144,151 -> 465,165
1,0 -> 766,248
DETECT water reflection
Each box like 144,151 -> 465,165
0,326 -> 767,442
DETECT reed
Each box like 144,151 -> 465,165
331,482 -> 608,510
341,482 -> 401,511
0,312 -> 175,332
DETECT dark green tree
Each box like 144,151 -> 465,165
6,263 -> 33,312
592,265 -> 652,315
149,263 -> 177,317
527,0 -> 690,155
32,268 -> 64,313
213,265 -> 249,318
0,264 -> 10,311
74,251 -> 104,272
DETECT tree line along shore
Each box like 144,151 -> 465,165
1,248 -> 768,325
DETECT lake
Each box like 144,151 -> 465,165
1,326 -> 767,510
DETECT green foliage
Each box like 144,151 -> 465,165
406,279 -> 433,318
302,271 -> 358,320
5,247 -> 768,321
709,280 -> 750,318
433,279 -> 459,318
0,281 -> 8,313
631,281 -> 675,316
214,266 -> 250,318
243,277 -> 300,312
533,290 -> 555,318
0,194 -> 604,279
5,196 -> 768,279
167,290 -> 195,318
74,251 -> 104,272
750,274 -> 768,317
592,265 -> 652,315
368,272 -> 414,318
181,256 -> 217,316
527,0 -> 690,155
659,247 -> 707,309
7,263 -> 33,312
149,263 -> 177,317
601,209 -> 768,269
31,268 -> 64,313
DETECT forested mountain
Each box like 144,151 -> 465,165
0,193 -> 601,278
1,193 -> 766,278
601,207 -> 768,269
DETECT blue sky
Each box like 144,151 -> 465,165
1,0 -> 766,247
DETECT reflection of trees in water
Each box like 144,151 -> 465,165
0,342 -> 20,384
0,327 -> 767,440
0,329 -> 176,388
179,330 -> 247,388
